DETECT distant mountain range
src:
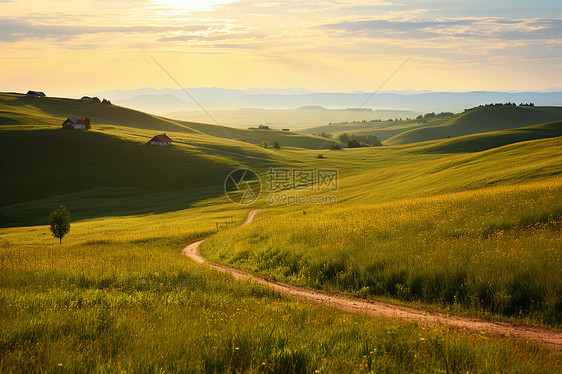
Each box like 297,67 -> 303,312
84,88 -> 562,114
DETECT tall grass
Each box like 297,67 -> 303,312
1,207 -> 560,372
204,178 -> 562,327
2,93 -> 562,371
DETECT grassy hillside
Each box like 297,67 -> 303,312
1,94 -> 562,371
0,125 -> 311,227
3,94 -> 560,227
203,136 -> 562,327
386,105 -> 562,145
301,118 -> 449,142
181,121 -> 338,150
204,178 -> 562,327
338,137 -> 562,203
409,120 -> 562,153
0,129 -> 239,226
2,205 -> 559,372
0,93 -> 196,133
0,93 -> 337,149
0,93 -> 341,226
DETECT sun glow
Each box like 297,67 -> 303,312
153,0 -> 237,12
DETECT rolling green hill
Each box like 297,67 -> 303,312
2,93 -> 561,228
202,135 -> 562,329
0,93 -> 197,133
407,120 -> 562,154
0,128 -> 267,226
301,118 -> 449,141
0,93 -> 337,150
2,92 -> 562,372
385,105 -> 562,145
0,93 -> 337,226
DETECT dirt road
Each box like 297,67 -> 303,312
182,209 -> 562,348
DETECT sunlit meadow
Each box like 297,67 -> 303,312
3,205 -> 560,372
204,178 -> 562,327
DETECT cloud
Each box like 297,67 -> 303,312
156,31 -> 260,43
317,17 -> 562,41
0,18 -> 224,42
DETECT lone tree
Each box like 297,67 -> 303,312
49,205 -> 70,244
273,141 -> 280,149
84,117 -> 91,130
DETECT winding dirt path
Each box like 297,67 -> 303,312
182,209 -> 562,349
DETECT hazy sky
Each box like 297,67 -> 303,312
1,0 -> 561,96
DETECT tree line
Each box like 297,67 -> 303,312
416,112 -> 455,123
463,103 -> 535,112
339,133 -> 382,147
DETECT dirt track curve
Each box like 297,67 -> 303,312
182,209 -> 562,349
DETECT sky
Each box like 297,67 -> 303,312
1,0 -> 561,96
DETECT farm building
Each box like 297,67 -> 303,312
149,133 -> 173,146
27,91 -> 46,97
81,96 -> 92,102
62,118 -> 88,130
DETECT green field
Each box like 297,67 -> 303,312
204,177 -> 562,327
303,106 -> 562,147
385,106 -> 562,145
301,118 -> 448,142
1,93 -> 561,372
3,205 -> 560,372
407,120 -> 562,153
0,93 -> 338,149
0,93 -> 338,226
